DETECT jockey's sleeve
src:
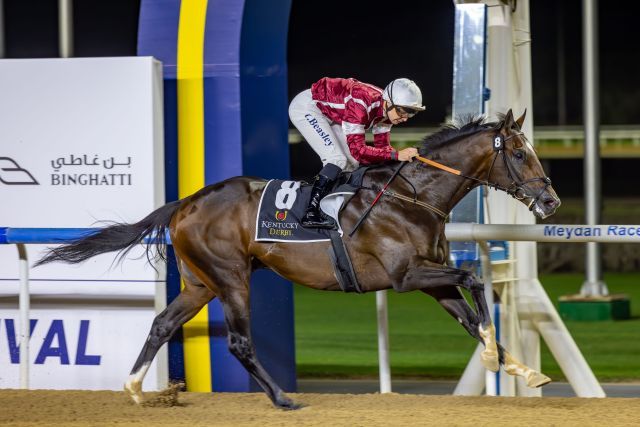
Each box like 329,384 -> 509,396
342,103 -> 397,164
372,123 -> 392,149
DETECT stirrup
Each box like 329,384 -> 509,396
301,211 -> 336,229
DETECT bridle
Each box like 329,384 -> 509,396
479,131 -> 552,210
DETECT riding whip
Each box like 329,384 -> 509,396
349,162 -> 405,237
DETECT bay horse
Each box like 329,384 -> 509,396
36,109 -> 560,409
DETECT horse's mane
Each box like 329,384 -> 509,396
419,115 -> 504,154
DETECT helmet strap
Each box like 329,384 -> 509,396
385,80 -> 396,114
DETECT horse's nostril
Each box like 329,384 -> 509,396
544,198 -> 559,209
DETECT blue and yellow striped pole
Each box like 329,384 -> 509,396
137,0 -> 295,392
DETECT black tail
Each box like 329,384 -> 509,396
34,200 -> 182,267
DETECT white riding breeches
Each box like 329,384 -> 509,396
288,89 -> 359,171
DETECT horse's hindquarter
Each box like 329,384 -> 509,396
170,177 -> 268,291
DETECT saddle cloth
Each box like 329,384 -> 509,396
254,180 -> 352,242
254,168 -> 366,243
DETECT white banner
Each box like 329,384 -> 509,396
0,57 -> 165,390
0,304 -> 159,390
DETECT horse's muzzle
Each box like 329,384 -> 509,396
532,193 -> 561,219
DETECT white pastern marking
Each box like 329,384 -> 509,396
125,361 -> 151,403
131,362 -> 151,384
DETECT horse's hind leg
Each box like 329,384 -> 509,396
424,287 -> 550,388
219,283 -> 301,410
173,228 -> 297,409
125,276 -> 215,404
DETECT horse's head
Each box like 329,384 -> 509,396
479,109 -> 561,219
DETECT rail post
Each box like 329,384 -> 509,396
17,243 -> 29,389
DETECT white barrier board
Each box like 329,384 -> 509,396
0,57 -> 165,390
0,304 -> 158,390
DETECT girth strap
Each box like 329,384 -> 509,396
328,230 -> 362,293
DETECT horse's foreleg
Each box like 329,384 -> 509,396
421,287 -> 502,357
459,274 -> 500,372
219,287 -> 301,410
399,265 -> 498,371
125,281 -> 215,404
424,287 -> 550,388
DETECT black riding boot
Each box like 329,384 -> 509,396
301,164 -> 341,229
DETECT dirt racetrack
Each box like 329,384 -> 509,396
1,389 -> 638,426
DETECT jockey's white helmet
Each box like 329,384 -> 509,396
383,78 -> 426,111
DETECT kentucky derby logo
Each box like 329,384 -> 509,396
275,210 -> 288,221
0,157 -> 39,185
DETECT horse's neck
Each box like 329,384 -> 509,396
405,138 -> 490,214
398,165 -> 475,215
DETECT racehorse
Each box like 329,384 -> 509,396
36,109 -> 560,409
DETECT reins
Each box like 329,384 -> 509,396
349,162 -> 406,237
349,161 -> 449,238
348,130 -> 553,236
414,132 -> 552,210
414,155 -> 462,176
381,189 -> 448,218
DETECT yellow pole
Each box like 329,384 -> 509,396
177,0 -> 211,392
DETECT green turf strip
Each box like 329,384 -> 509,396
294,273 -> 640,381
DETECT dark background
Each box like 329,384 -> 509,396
289,0 -> 640,126
3,0 -> 640,195
6,0 -> 640,125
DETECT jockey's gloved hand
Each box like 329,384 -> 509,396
398,147 -> 418,162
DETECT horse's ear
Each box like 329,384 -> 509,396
515,109 -> 527,129
501,109 -> 515,130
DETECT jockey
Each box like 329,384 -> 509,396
289,77 -> 424,228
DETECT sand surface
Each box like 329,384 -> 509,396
1,389 -> 638,426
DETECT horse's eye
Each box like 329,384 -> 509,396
514,150 -> 525,161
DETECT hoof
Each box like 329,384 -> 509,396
526,371 -> 552,388
274,392 -> 303,410
480,349 -> 500,373
277,401 -> 303,411
124,381 -> 145,405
